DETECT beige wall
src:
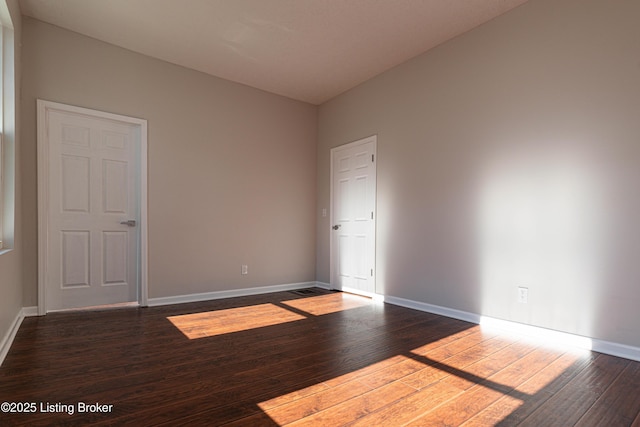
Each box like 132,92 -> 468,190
21,18 -> 317,303
0,0 -> 22,346
318,0 -> 640,347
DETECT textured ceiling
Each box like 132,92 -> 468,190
20,0 -> 529,104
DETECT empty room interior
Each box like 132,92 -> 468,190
1,0 -> 640,425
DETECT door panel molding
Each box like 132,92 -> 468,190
37,100 -> 148,314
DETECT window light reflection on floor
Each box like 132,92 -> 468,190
166,292 -> 374,339
257,325 -> 585,425
281,292 -> 372,316
167,303 -> 306,339
257,354 -> 419,425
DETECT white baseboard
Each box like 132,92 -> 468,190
0,311 -> 23,367
22,306 -> 39,317
383,294 -> 640,363
314,281 -> 332,290
0,307 -> 38,367
148,281 -> 320,307
591,339 -> 640,362
384,294 -> 481,324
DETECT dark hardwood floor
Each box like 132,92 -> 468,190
1,288 -> 639,426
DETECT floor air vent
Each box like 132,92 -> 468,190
290,288 -> 322,296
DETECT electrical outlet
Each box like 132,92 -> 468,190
241,265 -> 248,275
322,208 -> 327,217
517,287 -> 528,304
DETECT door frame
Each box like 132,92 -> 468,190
37,99 -> 148,315
329,134 -> 377,297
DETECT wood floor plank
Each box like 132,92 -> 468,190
231,379 -> 374,426
355,357 -> 426,389
515,353 -> 630,427
255,382 -> 331,412
349,376 -> 471,426
574,361 -> 640,427
286,381 -> 417,426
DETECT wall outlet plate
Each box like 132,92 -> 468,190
517,287 -> 529,304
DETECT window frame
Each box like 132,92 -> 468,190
0,132 -> 3,250
0,6 -> 15,253
0,23 -> 4,251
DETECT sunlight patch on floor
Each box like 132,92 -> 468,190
256,326 -> 586,426
410,328 -> 485,356
167,303 -> 306,339
281,292 -> 372,316
257,354 -> 415,425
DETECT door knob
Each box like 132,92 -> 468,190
120,220 -> 137,227
332,224 -> 341,230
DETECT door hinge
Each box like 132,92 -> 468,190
371,268 -> 374,277
372,154 -> 375,162
371,212 -> 374,220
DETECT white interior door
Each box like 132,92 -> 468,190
38,100 -> 147,312
330,135 -> 377,296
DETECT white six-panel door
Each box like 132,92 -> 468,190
330,136 -> 377,296
38,100 -> 147,312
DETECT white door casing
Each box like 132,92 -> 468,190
37,100 -> 148,313
330,135 -> 377,297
